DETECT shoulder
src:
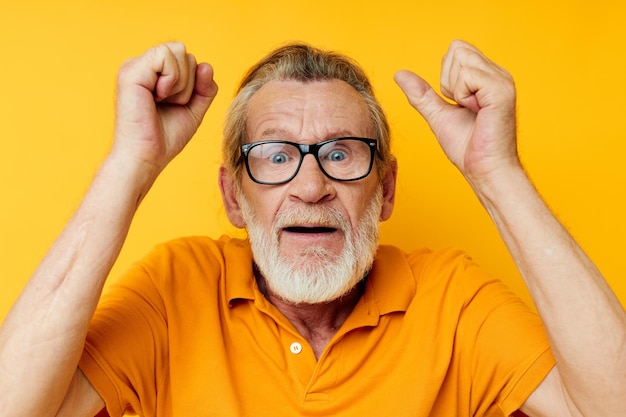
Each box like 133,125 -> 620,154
374,245 -> 511,309
375,244 -> 478,284
139,235 -> 250,268
122,235 -> 252,289
369,245 -> 476,311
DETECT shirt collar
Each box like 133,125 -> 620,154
365,245 -> 416,315
224,238 -> 415,316
223,237 -> 256,305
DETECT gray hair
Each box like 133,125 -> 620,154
222,42 -> 394,182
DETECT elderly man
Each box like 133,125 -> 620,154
0,41 -> 624,416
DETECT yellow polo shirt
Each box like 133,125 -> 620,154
80,236 -> 553,416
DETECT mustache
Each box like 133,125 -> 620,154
273,205 -> 348,232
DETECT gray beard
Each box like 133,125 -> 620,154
237,186 -> 382,304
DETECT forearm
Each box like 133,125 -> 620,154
471,165 -> 626,416
0,153 -> 154,416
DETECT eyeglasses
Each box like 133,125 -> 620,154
240,137 -> 377,185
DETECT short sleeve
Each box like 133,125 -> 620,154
456,254 -> 554,416
79,256 -> 170,417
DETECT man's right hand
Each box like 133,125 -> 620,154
0,42 -> 217,417
112,42 -> 218,178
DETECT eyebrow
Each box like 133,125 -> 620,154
258,128 -> 358,140
258,128 -> 289,139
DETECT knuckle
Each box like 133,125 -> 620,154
117,57 -> 141,84
164,41 -> 186,56
118,58 -> 134,75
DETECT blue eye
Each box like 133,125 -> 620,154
328,150 -> 347,162
269,152 -> 289,164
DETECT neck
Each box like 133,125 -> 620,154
256,272 -> 365,359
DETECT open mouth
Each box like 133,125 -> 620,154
284,226 -> 337,234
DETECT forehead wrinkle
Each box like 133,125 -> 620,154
246,79 -> 373,143
247,103 -> 306,142
299,93 -> 369,140
262,129 -> 362,140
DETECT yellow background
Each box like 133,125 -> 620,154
1,0 -> 625,324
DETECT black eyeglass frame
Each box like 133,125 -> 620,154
240,137 -> 378,185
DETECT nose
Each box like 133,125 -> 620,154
287,154 -> 335,204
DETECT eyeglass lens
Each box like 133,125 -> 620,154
245,138 -> 373,184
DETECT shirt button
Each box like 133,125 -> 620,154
290,342 -> 303,355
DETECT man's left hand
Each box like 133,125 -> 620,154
394,40 -> 520,184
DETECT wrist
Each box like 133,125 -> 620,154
465,159 -> 532,212
100,149 -> 161,206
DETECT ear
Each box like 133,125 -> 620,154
379,159 -> 398,222
219,165 -> 246,228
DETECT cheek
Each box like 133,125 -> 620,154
241,183 -> 286,226
338,186 -> 378,226
352,174 -> 381,204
